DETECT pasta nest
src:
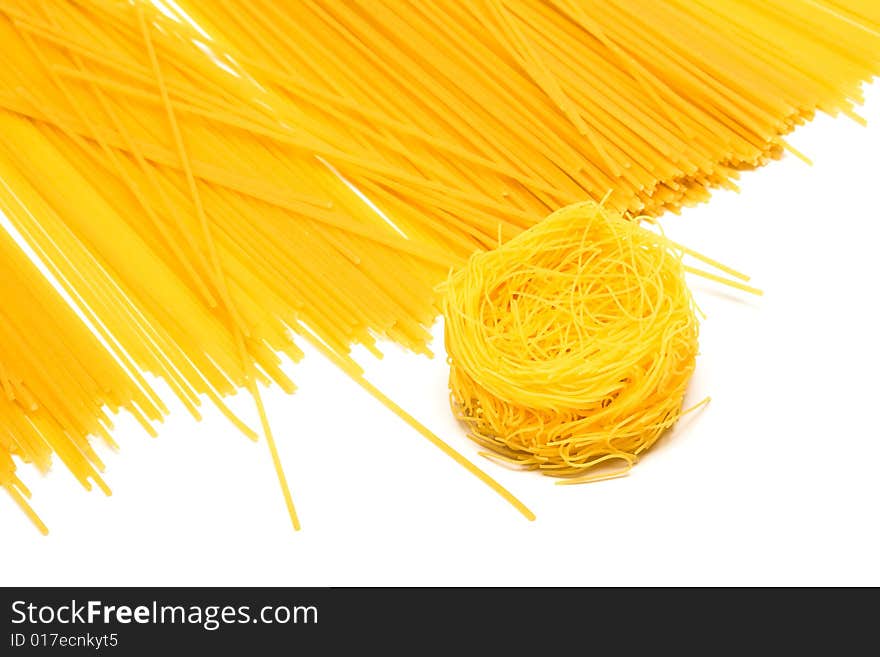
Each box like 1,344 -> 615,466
442,202 -> 699,481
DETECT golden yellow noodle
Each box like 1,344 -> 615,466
443,202 -> 747,480
0,0 -> 876,531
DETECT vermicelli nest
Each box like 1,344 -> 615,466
442,202 -> 700,481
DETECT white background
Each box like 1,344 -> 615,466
3,83 -> 879,587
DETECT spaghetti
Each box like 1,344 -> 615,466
0,221 -> 163,534
0,0 -> 876,532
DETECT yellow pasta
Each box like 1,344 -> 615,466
0,220 -> 164,534
165,0 -> 880,221
442,202 -> 741,479
0,0 -> 532,530
0,0 -> 876,532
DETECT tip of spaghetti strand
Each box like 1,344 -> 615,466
91,475 -> 112,497
780,139 -> 813,166
671,243 -> 751,282
12,475 -> 31,499
249,381 -> 301,533
684,266 -> 763,296
843,107 -> 868,128
683,396 -> 711,415
435,442 -> 536,521
500,490 -> 536,520
5,483 -> 49,535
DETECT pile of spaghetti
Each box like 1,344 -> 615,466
0,0 -> 876,532
443,202 -> 754,480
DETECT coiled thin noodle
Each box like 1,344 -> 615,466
443,202 -> 704,481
